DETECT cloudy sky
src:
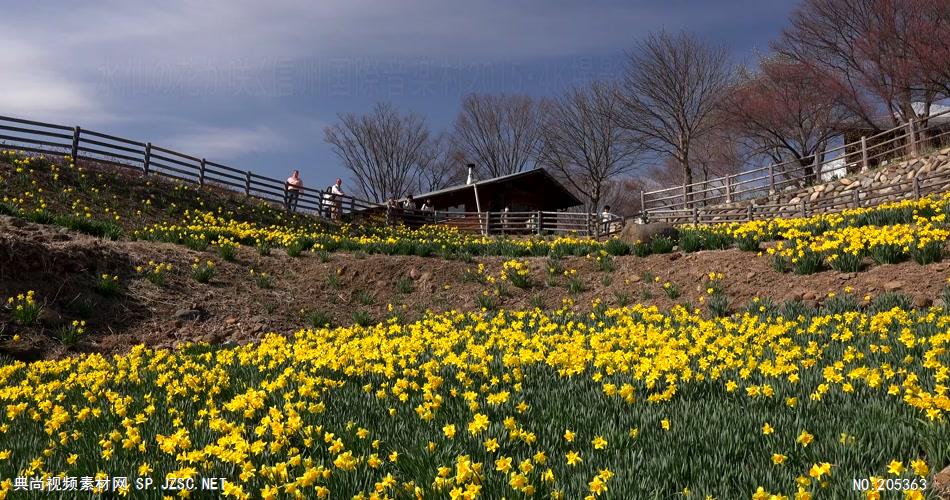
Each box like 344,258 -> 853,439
1,0 -> 799,183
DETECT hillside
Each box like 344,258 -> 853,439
2,150 -> 950,498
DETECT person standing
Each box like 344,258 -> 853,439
601,205 -> 614,235
331,178 -> 345,220
286,170 -> 303,212
322,186 -> 333,219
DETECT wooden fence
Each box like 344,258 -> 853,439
641,108 -> 950,219
0,113 -> 622,237
382,208 -> 622,237
646,160 -> 950,224
0,114 -> 381,221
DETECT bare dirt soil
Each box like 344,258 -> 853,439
3,215 -> 948,360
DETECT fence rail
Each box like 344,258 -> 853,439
646,160 -> 950,225
642,108 -> 950,217
0,113 -> 623,238
0,114 -> 394,222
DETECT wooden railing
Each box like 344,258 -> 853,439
646,158 -> 950,224
641,108 -> 950,216
0,114 -> 382,222
0,113 -> 626,238
387,208 -> 622,238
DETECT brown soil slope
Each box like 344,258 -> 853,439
2,215 -> 948,360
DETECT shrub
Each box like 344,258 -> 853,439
139,261 -> 172,286
26,209 -> 55,225
826,252 -> 863,273
869,244 -> 907,265
632,242 -> 651,257
771,255 -> 790,273
911,239 -> 943,265
702,232 -> 733,250
529,294 -> 545,310
779,300 -> 814,319
250,269 -> 273,289
286,239 -> 305,257
707,294 -> 731,318
352,311 -> 374,327
679,230 -> 704,253
61,320 -> 87,344
463,264 -> 488,284
185,234 -> 209,251
820,292 -> 861,315
256,241 -> 271,256
595,253 -> 614,273
395,277 -> 414,294
650,236 -> 675,254
191,260 -> 216,283
868,292 -> 912,314
736,234 -> 760,252
792,250 -> 824,275
355,290 -> 375,306
567,276 -> 586,295
7,291 -> 41,326
218,241 -> 237,262
475,292 -> 497,310
94,274 -> 121,297
54,214 -> 122,240
604,239 -> 630,256
501,259 -> 532,289
305,310 -> 333,328
744,297 -> 776,317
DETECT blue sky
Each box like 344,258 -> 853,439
1,0 -> 799,184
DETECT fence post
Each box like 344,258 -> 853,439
692,206 -> 698,225
908,119 -> 918,157
199,158 -> 206,187
913,176 -> 921,199
143,142 -> 151,176
768,164 -> 775,194
800,198 -> 807,218
639,190 -> 645,215
747,205 -> 753,221
852,189 -> 859,208
536,211 -> 542,236
482,212 -> 489,236
70,126 -> 81,162
860,136 -> 869,171
682,184 -> 688,210
244,171 -> 251,196
725,176 -> 732,203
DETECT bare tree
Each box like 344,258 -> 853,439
775,0 -> 942,129
538,81 -> 642,211
451,94 -> 542,179
617,32 -> 733,204
909,0 -> 950,99
324,102 -> 434,202
721,56 -> 852,183
417,134 -> 467,193
601,177 -> 647,217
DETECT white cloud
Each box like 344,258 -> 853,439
158,125 -> 289,160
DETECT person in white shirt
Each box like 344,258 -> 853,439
601,205 -> 614,234
331,178 -> 345,220
285,170 -> 303,212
